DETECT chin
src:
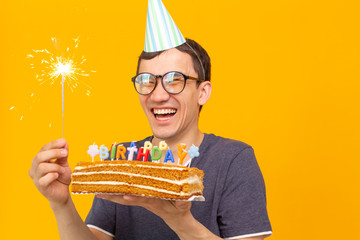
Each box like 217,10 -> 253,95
151,128 -> 176,141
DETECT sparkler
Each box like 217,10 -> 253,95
23,37 -> 95,137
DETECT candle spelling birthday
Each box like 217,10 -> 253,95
87,141 -> 200,167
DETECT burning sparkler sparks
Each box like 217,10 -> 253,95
11,37 -> 95,137
27,37 -> 94,92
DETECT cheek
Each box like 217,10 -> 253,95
178,93 -> 199,114
139,96 -> 147,110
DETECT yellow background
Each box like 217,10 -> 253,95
1,0 -> 359,239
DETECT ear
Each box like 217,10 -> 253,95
198,81 -> 212,106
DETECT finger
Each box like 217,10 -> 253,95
56,142 -> 69,165
122,195 -> 156,208
123,195 -> 137,201
174,200 -> 192,209
29,167 -> 35,179
123,195 -> 147,202
97,194 -> 142,206
38,172 -> 59,188
40,138 -> 67,152
33,148 -> 68,166
35,162 -> 66,179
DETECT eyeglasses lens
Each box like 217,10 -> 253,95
163,72 -> 185,94
135,74 -> 155,95
135,72 -> 185,95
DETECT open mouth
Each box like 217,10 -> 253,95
152,108 -> 177,121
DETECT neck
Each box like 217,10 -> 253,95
151,129 -> 204,165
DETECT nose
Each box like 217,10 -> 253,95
150,77 -> 171,102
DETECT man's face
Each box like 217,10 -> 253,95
138,48 -> 202,141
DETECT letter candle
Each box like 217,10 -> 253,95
110,142 -> 117,160
137,147 -> 150,162
99,145 -> 109,161
144,141 -> 153,151
116,145 -> 126,160
177,144 -> 187,165
164,149 -> 175,163
159,141 -> 168,151
127,145 -> 138,160
129,141 -> 138,154
151,146 -> 162,162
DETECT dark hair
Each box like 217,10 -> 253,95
136,38 -> 211,82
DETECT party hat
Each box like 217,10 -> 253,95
144,0 -> 186,52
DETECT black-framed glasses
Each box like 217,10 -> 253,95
131,71 -> 204,95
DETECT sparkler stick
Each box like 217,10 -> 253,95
56,60 -> 73,138
62,73 -> 64,138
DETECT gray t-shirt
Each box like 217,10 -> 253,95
85,133 -> 272,239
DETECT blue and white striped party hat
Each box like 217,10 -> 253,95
144,0 -> 186,52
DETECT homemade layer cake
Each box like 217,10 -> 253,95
71,160 -> 204,200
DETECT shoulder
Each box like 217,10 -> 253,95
201,133 -> 253,157
203,133 -> 252,148
196,134 -> 257,174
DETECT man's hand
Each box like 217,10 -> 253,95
96,194 -> 191,221
29,138 -> 72,207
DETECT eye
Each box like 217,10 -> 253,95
165,72 -> 184,82
171,76 -> 183,82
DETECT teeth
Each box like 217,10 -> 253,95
154,109 -> 176,115
155,115 -> 172,120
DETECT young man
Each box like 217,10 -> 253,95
29,1 -> 271,239
29,38 -> 271,240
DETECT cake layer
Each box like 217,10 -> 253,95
74,162 -> 194,180
72,183 -> 129,194
71,182 -> 202,199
